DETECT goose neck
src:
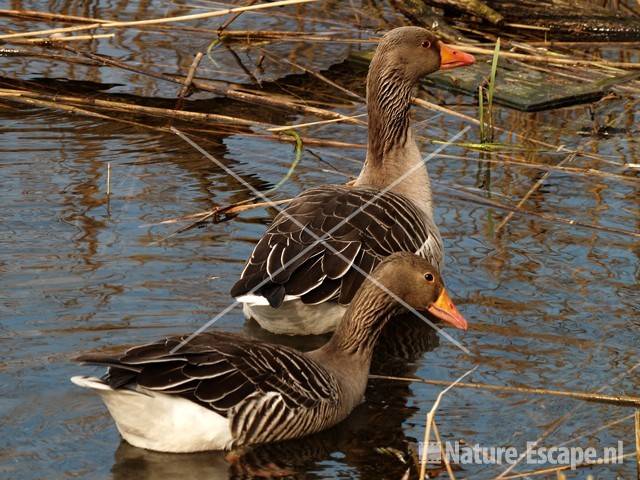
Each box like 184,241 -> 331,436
364,66 -> 414,168
317,281 -> 400,362
355,62 -> 435,219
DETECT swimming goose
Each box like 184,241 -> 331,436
230,27 -> 475,335
71,252 -> 467,453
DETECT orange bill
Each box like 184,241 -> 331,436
427,289 -> 468,330
439,43 -> 476,70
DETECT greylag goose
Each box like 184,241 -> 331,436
230,27 -> 474,335
71,252 -> 467,452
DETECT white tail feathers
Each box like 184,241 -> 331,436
70,375 -> 113,391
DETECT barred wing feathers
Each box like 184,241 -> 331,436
76,332 -> 341,446
231,185 -> 442,307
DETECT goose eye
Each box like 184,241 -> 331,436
421,40 -> 431,48
424,273 -> 434,282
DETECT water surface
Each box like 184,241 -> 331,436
1,1 -> 639,478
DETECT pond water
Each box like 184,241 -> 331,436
1,1 -> 639,479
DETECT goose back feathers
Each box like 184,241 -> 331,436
230,185 -> 443,309
72,253 -> 468,452
73,332 -> 345,451
230,27 -> 474,334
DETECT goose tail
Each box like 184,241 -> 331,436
70,376 -> 233,452
70,375 -> 117,391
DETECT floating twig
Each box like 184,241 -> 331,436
369,373 -> 640,408
453,44 -> 640,70
177,51 -> 204,100
20,33 -> 114,43
149,127 -> 303,243
432,152 -> 639,185
0,90 -> 170,132
267,113 -> 367,132
413,97 -> 616,164
218,0 -> 257,34
141,198 -> 295,229
0,88 -> 270,128
0,0 -> 320,40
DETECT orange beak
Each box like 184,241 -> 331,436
427,289 -> 468,330
439,43 -> 476,70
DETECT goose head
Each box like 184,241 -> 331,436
327,252 -> 467,356
368,252 -> 468,331
361,27 -> 474,188
369,26 -> 475,85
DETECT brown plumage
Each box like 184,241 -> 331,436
72,253 -> 467,452
231,27 -> 475,335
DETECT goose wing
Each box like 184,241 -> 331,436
230,185 -> 442,307
76,332 -> 340,419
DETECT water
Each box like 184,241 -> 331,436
1,1 -> 639,478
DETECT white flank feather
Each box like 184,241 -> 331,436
242,300 -> 347,335
71,376 -> 233,452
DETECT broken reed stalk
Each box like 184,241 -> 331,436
437,185 -> 640,239
177,51 -> 204,99
267,113 -> 368,132
412,97 -> 612,165
142,198 -> 295,230
495,152 -> 577,233
452,44 -> 640,70
216,29 -> 342,39
0,0 -> 320,40
431,421 -> 456,480
419,367 -> 477,480
149,127 -> 303,242
0,8 -> 258,38
0,49 -> 100,66
433,152 -> 639,185
218,0 -> 257,33
0,92 -> 170,133
185,80 -> 366,124
172,50 -> 205,121
0,88 -> 270,128
148,199 -> 292,243
0,8 -> 107,24
19,33 -> 114,43
369,374 -> 640,408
